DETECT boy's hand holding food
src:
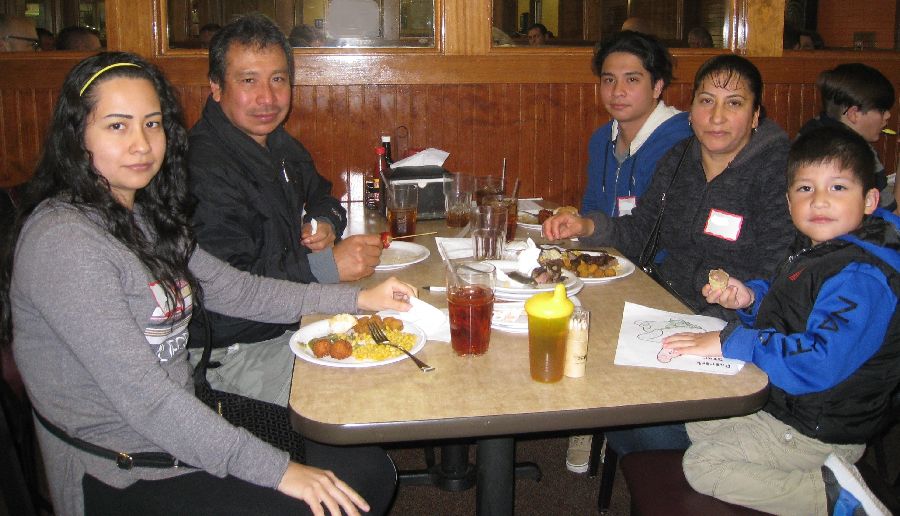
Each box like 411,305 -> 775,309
357,277 -> 416,312
702,270 -> 754,310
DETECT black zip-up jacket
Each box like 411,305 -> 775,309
582,118 -> 796,317
727,212 -> 900,444
187,97 -> 347,348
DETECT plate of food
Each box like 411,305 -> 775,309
375,242 -> 430,271
518,206 -> 579,231
486,261 -> 584,301
289,314 -> 427,368
538,246 -> 635,284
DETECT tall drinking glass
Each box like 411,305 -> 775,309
444,172 -> 475,228
471,205 -> 507,260
387,183 -> 418,238
474,175 -> 503,206
447,261 -> 495,356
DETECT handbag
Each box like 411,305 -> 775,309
636,137 -> 699,314
193,307 -> 305,463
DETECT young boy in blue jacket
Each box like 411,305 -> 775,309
662,126 -> 899,515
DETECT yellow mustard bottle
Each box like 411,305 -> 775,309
524,283 -> 574,383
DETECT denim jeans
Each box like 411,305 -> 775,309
604,422 -> 691,456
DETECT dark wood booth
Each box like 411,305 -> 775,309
1,0 -> 899,209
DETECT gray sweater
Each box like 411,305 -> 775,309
581,118 -> 796,316
10,200 -> 360,515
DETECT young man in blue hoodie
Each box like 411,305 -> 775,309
663,126 -> 899,515
566,29 -> 693,474
580,30 -> 692,218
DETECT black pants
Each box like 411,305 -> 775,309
82,440 -> 396,515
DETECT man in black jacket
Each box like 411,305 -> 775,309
188,14 -> 383,405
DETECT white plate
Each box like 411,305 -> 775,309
375,242 -> 430,271
491,297 -> 582,333
541,247 -> 637,284
487,262 -> 579,293
494,279 -> 583,301
289,318 -> 427,368
516,211 -> 543,231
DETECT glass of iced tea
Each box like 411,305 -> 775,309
484,195 -> 518,242
444,173 -> 475,228
474,175 -> 503,206
387,183 -> 418,238
447,261 -> 495,356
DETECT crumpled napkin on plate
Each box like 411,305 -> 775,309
389,148 -> 450,169
516,238 -> 541,274
378,296 -> 450,343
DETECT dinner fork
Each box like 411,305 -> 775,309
367,322 -> 434,372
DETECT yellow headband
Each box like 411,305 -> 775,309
79,63 -> 142,97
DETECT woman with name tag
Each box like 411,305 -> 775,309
544,54 -> 795,318
543,54 -> 797,457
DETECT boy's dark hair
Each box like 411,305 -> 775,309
592,30 -> 674,89
818,63 -> 895,119
208,13 -> 293,89
788,126 -> 876,193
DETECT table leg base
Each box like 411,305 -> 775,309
397,445 -> 542,492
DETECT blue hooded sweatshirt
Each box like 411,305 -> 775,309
582,102 -> 692,217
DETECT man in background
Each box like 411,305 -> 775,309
35,27 -> 54,50
198,22 -> 220,49
56,26 -> 101,51
527,23 -> 549,46
0,15 -> 38,51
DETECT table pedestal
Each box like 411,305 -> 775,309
398,440 -> 541,515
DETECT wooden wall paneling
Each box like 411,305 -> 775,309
516,84 -> 538,199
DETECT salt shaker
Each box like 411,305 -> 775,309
564,308 -> 590,378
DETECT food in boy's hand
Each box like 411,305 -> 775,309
708,269 -> 730,291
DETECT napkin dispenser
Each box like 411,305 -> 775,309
385,166 -> 450,220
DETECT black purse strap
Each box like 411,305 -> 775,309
192,304 -> 217,390
637,136 -> 694,269
33,409 -> 193,470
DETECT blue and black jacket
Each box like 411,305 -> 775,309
721,209 -> 900,444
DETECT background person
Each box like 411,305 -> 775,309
544,54 -> 796,457
798,63 -> 895,206
56,26 -> 102,51
687,26 -> 713,48
35,27 -> 54,50
621,16 -> 652,35
1,51 -> 408,516
526,23 -> 549,46
188,14 -> 384,406
669,126 -> 898,516
198,22 -> 221,49
0,15 -> 38,52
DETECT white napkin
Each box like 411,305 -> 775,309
389,148 -> 450,169
516,238 -> 541,274
378,297 -> 451,343
435,237 -> 473,260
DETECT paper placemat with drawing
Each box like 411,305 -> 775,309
614,302 -> 745,375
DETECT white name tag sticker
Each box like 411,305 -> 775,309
617,196 -> 637,216
704,209 -> 743,241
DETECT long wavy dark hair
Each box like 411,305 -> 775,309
1,52 -> 200,348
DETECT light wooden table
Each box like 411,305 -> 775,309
289,214 -> 769,515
